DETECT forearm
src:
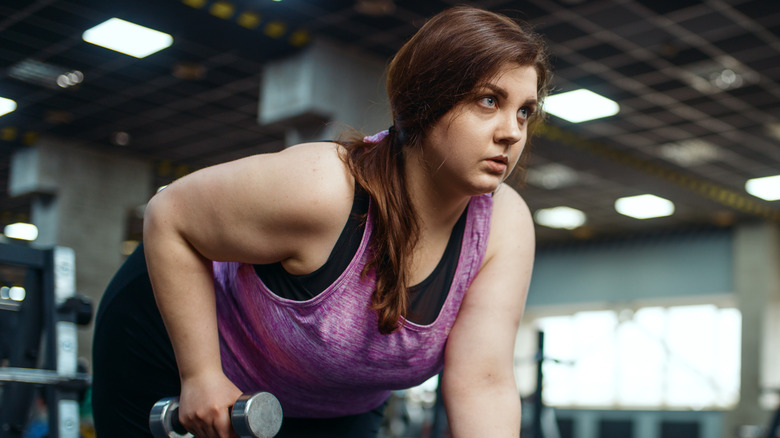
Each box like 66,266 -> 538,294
444,380 -> 521,437
144,196 -> 223,380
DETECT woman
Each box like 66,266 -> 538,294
92,6 -> 550,437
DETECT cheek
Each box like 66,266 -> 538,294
513,136 -> 527,157
508,141 -> 527,169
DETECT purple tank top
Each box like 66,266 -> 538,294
213,193 -> 493,418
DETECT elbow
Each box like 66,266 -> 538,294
142,192 -> 162,240
142,188 -> 178,244
443,366 -> 516,398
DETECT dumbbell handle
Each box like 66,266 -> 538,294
149,392 -> 283,438
168,403 -> 188,436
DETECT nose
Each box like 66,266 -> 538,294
495,112 -> 523,146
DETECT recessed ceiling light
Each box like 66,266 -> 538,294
83,18 -> 173,58
8,59 -> 82,89
0,97 -> 16,117
684,58 -> 758,94
615,194 -> 675,219
534,206 -> 587,229
745,175 -> 780,201
543,89 -> 620,123
56,71 -> 83,88
526,163 -> 579,190
658,139 -> 721,167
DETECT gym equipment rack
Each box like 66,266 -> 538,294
0,243 -> 91,438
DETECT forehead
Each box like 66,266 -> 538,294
481,63 -> 538,98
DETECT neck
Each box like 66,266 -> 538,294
403,147 -> 471,231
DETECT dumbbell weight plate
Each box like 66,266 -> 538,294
232,392 -> 283,438
149,397 -> 193,438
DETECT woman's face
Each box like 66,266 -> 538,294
418,62 -> 539,196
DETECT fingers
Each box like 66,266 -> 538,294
180,403 -> 234,438
176,371 -> 244,438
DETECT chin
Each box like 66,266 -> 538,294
469,178 -> 502,196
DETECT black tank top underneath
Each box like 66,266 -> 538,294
254,186 -> 466,325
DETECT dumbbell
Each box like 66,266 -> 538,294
149,392 -> 283,438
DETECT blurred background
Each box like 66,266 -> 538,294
0,0 -> 778,437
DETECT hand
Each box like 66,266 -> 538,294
177,370 -> 243,438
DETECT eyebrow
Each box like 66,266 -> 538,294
480,83 -> 509,99
478,83 -> 538,107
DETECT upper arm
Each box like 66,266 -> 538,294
443,184 -> 535,384
143,142 -> 354,266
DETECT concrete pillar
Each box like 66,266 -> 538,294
259,38 -> 391,146
576,411 -> 598,438
723,221 -> 780,437
634,413 -> 660,438
9,136 -> 153,362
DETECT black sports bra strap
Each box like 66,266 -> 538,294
253,183 -> 467,325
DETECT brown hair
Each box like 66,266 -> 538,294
341,6 -> 551,334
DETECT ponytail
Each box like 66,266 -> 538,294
340,127 -> 419,334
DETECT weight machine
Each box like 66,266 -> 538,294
0,243 -> 91,438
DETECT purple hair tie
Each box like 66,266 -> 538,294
363,130 -> 390,144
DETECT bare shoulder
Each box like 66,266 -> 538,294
176,141 -> 351,197
236,141 -> 355,224
254,141 -> 352,200
148,141 -> 355,264
484,183 -> 535,260
274,141 -> 347,172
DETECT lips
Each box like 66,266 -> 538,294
485,155 -> 509,174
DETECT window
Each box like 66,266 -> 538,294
522,304 -> 741,409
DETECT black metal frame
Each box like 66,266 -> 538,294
767,399 -> 780,438
0,243 -> 82,438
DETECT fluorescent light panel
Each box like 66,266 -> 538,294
534,206 -> 587,230
0,97 -> 16,117
615,194 -> 675,219
83,18 -> 173,58
746,175 -> 780,201
4,222 -> 38,241
544,89 -> 620,123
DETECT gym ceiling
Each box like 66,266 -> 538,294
1,0 -> 779,246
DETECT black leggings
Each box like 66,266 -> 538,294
91,244 -> 386,438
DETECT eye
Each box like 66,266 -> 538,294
479,96 -> 497,108
518,106 -> 535,121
